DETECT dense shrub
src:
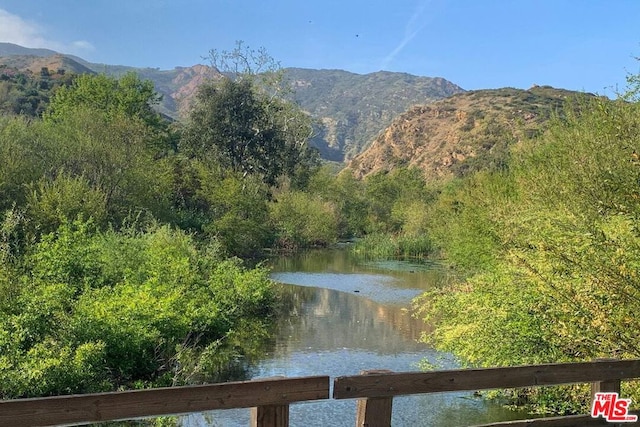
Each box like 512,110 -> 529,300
415,95 -> 640,413
269,191 -> 338,250
0,220 -> 275,398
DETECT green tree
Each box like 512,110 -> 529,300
45,73 -> 163,128
199,170 -> 273,258
364,167 -> 432,233
40,107 -> 173,224
181,43 -> 318,187
44,72 -> 174,157
269,190 -> 338,250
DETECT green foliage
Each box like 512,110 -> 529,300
45,73 -> 163,129
200,172 -> 273,258
0,220 -> 275,398
0,107 -> 175,225
47,108 -> 173,222
182,77 -> 317,187
415,92 -> 640,413
304,166 -> 369,237
363,167 -> 434,233
0,67 -> 73,117
0,117 -> 52,211
269,190 -> 338,250
169,158 -> 273,257
26,173 -> 107,233
279,165 -> 436,253
352,233 -> 432,259
28,218 -> 106,290
184,78 -> 277,181
183,44 -> 317,187
425,171 -> 516,273
331,171 -> 370,236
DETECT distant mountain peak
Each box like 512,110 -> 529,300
284,68 -> 464,161
0,42 -> 59,58
0,43 -> 468,162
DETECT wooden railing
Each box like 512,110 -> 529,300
2,359 -> 640,426
0,375 -> 329,427
333,359 -> 640,426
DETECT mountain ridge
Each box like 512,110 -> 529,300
284,67 -> 464,160
0,43 -> 466,162
346,85 -> 594,180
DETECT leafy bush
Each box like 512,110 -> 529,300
415,94 -> 640,413
269,190 -> 338,250
198,171 -> 273,258
26,172 -> 107,233
0,220 -> 275,398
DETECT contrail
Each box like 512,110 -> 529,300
382,0 -> 431,69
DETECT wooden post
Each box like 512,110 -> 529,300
249,376 -> 290,427
591,377 -> 621,396
355,370 -> 393,427
590,358 -> 621,401
250,404 -> 290,427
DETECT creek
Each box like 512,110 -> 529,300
182,248 -> 529,426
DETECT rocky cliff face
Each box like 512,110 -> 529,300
285,68 -> 465,161
346,86 -> 590,180
170,65 -> 221,117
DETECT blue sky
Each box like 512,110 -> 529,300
0,0 -> 638,96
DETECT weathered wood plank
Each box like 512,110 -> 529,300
354,369 -> 393,427
355,397 -> 393,427
333,360 -> 640,399
0,375 -> 330,427
591,377 -> 621,401
250,404 -> 290,427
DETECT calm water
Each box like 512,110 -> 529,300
181,249 -> 528,426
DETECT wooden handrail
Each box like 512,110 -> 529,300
333,359 -> 640,399
3,360 -> 640,427
0,375 -> 330,427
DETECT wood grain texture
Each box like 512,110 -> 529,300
333,360 -> 640,399
0,375 -> 329,427
355,397 -> 393,427
250,404 -> 290,427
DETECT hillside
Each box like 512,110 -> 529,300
285,68 -> 464,161
0,43 -> 463,161
347,86 -> 592,180
0,42 -> 58,57
0,54 -> 94,76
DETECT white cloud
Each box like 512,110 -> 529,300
0,8 -> 94,54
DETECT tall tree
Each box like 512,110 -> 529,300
45,72 -> 174,155
45,72 -> 165,130
181,43 -> 318,187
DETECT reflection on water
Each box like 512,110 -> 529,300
182,249 -> 528,426
271,285 -> 431,354
270,248 -> 449,292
